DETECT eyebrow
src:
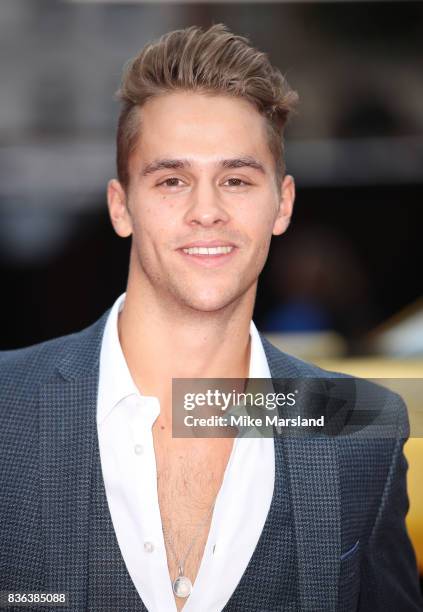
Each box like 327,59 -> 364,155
140,156 -> 266,177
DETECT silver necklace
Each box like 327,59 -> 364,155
162,502 -> 216,599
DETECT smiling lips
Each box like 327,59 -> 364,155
178,242 -> 237,267
182,246 -> 233,256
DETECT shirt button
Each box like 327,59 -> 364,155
134,444 -> 144,455
144,541 -> 154,553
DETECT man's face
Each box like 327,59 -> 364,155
108,91 -> 295,313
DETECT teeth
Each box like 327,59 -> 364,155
182,246 -> 234,256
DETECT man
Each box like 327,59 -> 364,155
0,23 -> 422,612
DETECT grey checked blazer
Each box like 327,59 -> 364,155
1,308 -> 422,612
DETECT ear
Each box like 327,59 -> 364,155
107,179 -> 133,238
272,174 -> 295,236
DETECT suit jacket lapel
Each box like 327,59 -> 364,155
262,335 -> 341,611
39,313 -> 109,609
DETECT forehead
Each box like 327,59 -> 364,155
131,91 -> 273,167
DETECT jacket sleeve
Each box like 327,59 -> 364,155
358,396 -> 423,611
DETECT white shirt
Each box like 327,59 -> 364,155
97,293 -> 275,612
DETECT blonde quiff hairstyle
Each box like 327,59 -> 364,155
116,23 -> 299,190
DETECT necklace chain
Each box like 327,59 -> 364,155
162,501 -> 216,578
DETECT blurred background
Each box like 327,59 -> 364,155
0,0 -> 422,582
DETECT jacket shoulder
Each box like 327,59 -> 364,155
1,332 -> 76,383
260,334 -> 408,436
0,309 -> 110,390
260,333 -> 346,378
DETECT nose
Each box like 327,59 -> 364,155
183,180 -> 230,228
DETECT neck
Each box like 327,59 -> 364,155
117,276 -> 255,423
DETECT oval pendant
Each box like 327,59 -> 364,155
173,575 -> 193,598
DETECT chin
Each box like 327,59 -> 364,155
179,288 -> 241,313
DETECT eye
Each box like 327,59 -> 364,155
157,177 -> 185,188
223,178 -> 251,187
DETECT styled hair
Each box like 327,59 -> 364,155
116,23 -> 299,190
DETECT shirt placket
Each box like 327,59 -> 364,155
131,396 -> 177,611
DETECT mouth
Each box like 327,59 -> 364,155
178,244 -> 237,268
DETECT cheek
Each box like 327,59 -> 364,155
131,199 -> 178,243
245,211 -> 275,266
245,206 -> 277,246
256,234 -> 273,262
